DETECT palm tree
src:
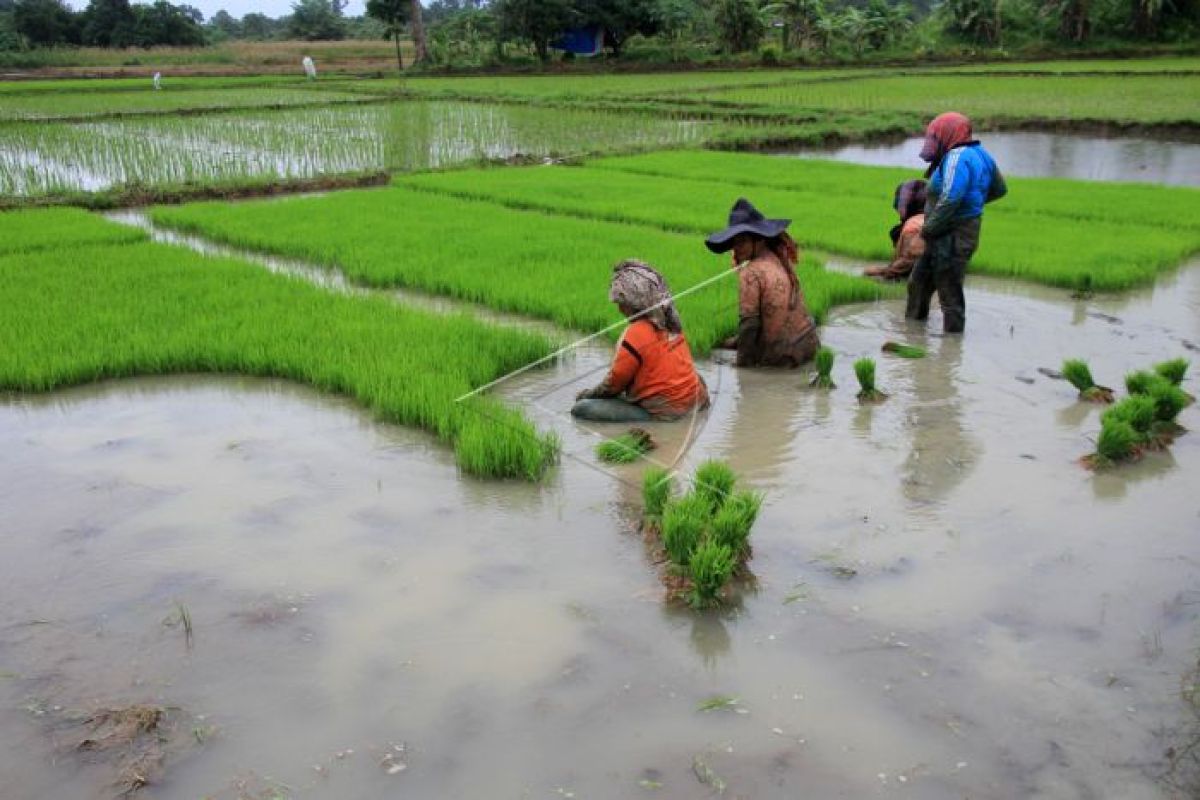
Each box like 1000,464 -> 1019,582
409,0 -> 427,61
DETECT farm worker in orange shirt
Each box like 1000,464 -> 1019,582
572,259 -> 710,422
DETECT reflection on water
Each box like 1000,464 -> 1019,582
786,131 -> 1200,186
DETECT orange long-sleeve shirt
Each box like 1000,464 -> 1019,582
596,319 -> 708,417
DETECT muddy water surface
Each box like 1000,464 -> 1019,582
3,247 -> 1199,797
786,131 -> 1200,186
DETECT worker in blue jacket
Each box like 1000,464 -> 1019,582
905,112 -> 1007,334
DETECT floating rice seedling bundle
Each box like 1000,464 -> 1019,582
1126,370 -> 1189,425
644,461 -> 764,608
641,466 -> 675,525
1062,358 -> 1114,403
812,346 -> 836,389
855,358 -> 886,402
1092,419 -> 1140,466
1101,396 -> 1158,443
596,428 -> 656,464
1083,359 -> 1191,468
0,222 -> 559,481
882,341 -> 926,359
1155,358 -> 1191,389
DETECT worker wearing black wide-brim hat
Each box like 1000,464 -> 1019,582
705,198 -> 820,368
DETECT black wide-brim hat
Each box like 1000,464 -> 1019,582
704,197 -> 791,254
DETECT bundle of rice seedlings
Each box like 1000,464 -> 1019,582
661,493 -> 709,567
811,346 -> 835,389
693,460 -> 737,514
711,490 -> 764,561
596,428 -> 655,464
642,466 -> 674,523
1101,395 -> 1156,441
881,341 -> 926,359
854,357 -> 886,402
1094,419 -> 1138,465
1155,357 -> 1189,387
1124,369 -> 1158,396
1062,358 -> 1113,403
1127,371 -> 1189,423
687,540 -> 735,609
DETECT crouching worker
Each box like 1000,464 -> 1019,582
572,260 -> 710,422
705,198 -> 820,367
865,180 -> 927,281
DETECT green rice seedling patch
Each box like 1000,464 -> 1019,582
151,186 -> 886,355
1063,358 -> 1115,403
687,540 -> 737,609
0,207 -> 146,255
1156,358 -> 1190,387
882,341 -> 926,359
641,466 -> 675,526
399,161 -> 1199,291
590,151 -> 1200,235
0,231 -> 558,480
595,428 -> 656,464
855,357 -> 886,402
0,102 -> 708,197
812,345 -> 836,389
0,75 -> 317,96
661,493 -> 710,568
693,459 -> 737,515
697,75 -> 1200,125
0,87 -> 370,122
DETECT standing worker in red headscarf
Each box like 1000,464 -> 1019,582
906,112 -> 1007,333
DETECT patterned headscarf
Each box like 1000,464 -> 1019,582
894,179 -> 928,222
608,259 -> 683,334
919,112 -> 973,173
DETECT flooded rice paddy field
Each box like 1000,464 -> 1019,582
788,131 -> 1200,187
2,218 -> 1199,797
0,101 -> 709,195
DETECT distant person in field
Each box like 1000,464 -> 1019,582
302,56 -> 317,81
572,260 -> 709,422
865,179 -> 927,281
906,112 -> 1007,334
153,72 -> 162,91
705,198 -> 820,367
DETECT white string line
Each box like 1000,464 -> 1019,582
454,261 -> 745,403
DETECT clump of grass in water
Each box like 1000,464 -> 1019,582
1063,358 -> 1114,403
693,459 -> 737,514
811,345 -> 835,389
1094,418 -> 1139,465
641,466 -> 674,524
1127,370 -> 1189,423
595,428 -> 655,464
854,357 -> 886,402
661,493 -> 709,567
688,540 -> 736,609
1155,357 -> 1190,390
711,490 -> 763,561
881,341 -> 925,359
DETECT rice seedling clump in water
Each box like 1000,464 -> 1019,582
1101,396 -> 1156,441
642,466 -> 674,523
854,357 -> 886,402
661,493 -> 709,567
711,490 -> 764,560
1095,418 -> 1139,464
812,345 -> 835,389
881,341 -> 926,359
693,460 -> 737,514
688,540 -> 736,609
1155,357 -> 1190,387
596,428 -> 655,464
1063,358 -> 1113,403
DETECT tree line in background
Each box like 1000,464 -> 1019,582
0,0 -> 1196,62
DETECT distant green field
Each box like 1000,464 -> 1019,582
0,86 -> 373,121
394,155 -> 1200,290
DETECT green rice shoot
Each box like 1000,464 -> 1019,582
813,345 -> 836,389
661,493 -> 710,568
693,460 -> 737,514
711,490 -> 764,560
1095,418 -> 1139,464
1062,358 -> 1097,392
1155,358 -> 1190,387
595,429 -> 654,464
881,341 -> 926,359
688,540 -> 736,609
642,466 -> 675,523
854,358 -> 885,402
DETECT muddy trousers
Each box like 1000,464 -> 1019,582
905,217 -> 981,334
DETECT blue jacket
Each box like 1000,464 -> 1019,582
923,142 -> 1006,238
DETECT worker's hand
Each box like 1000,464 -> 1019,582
576,387 -> 596,401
